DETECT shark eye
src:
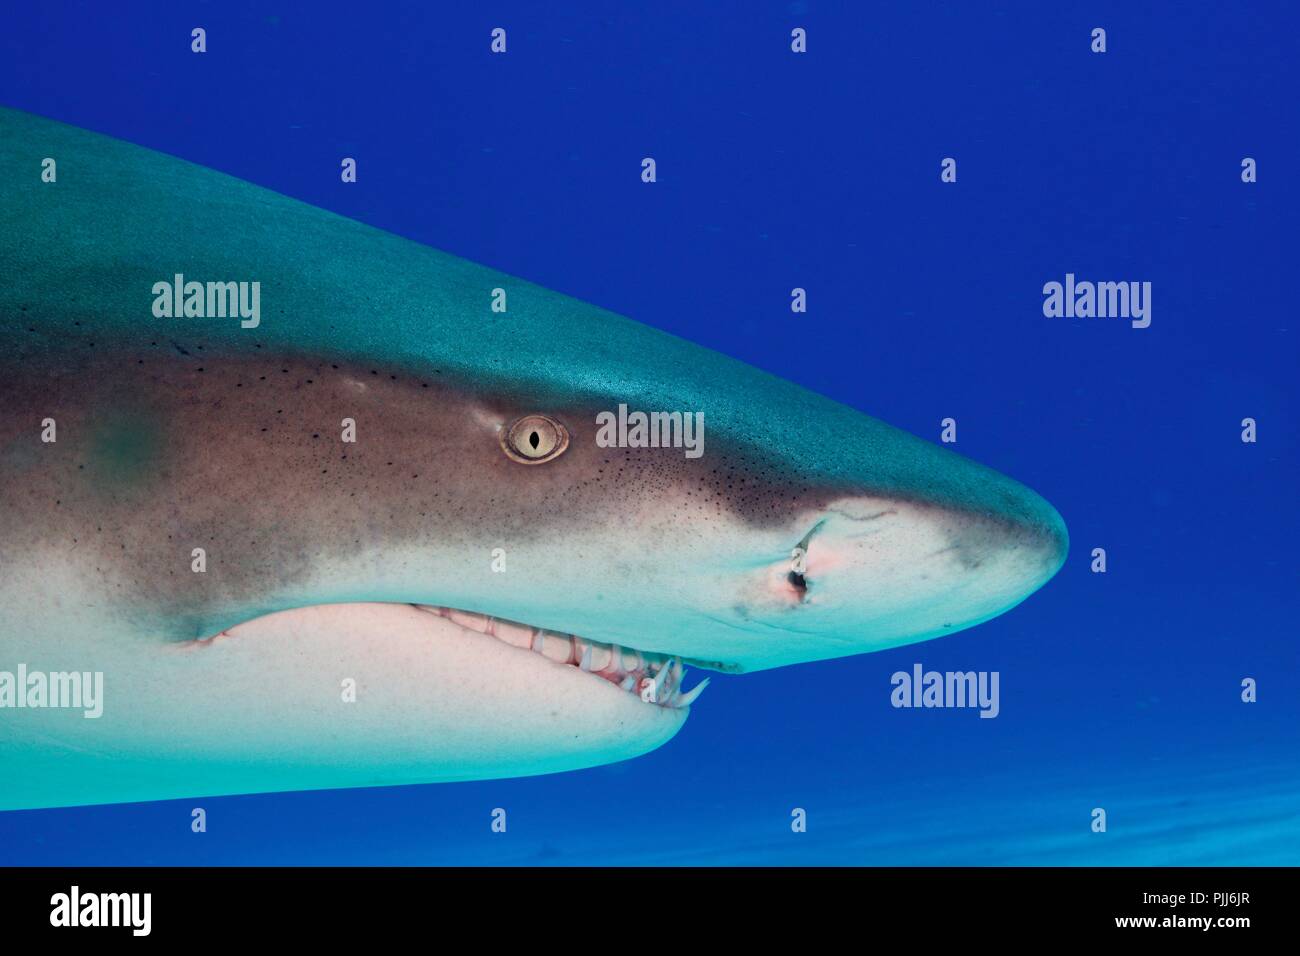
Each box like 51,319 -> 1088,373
501,414 -> 569,464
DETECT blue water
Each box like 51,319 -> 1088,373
1,2 -> 1296,865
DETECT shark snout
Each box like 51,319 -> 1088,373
750,481 -> 1068,666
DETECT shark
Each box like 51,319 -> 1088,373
0,107 -> 1067,811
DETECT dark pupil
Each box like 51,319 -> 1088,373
528,431 -> 540,450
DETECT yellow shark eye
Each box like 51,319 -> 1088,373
502,414 -> 568,464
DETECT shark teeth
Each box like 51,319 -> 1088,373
676,677 -> 710,708
649,657 -> 673,701
416,605 -> 709,709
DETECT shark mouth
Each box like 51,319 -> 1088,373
413,605 -> 710,709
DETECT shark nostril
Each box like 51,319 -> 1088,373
786,540 -> 813,600
787,544 -> 810,598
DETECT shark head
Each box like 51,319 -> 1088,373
0,106 -> 1067,808
335,360 -> 1069,683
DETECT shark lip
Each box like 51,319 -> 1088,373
412,605 -> 710,709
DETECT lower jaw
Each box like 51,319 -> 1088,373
412,605 -> 709,709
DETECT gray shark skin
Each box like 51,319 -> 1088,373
0,107 -> 1067,810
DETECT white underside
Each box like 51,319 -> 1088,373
0,598 -> 686,810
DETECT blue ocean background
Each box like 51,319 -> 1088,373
1,2 -> 1296,865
